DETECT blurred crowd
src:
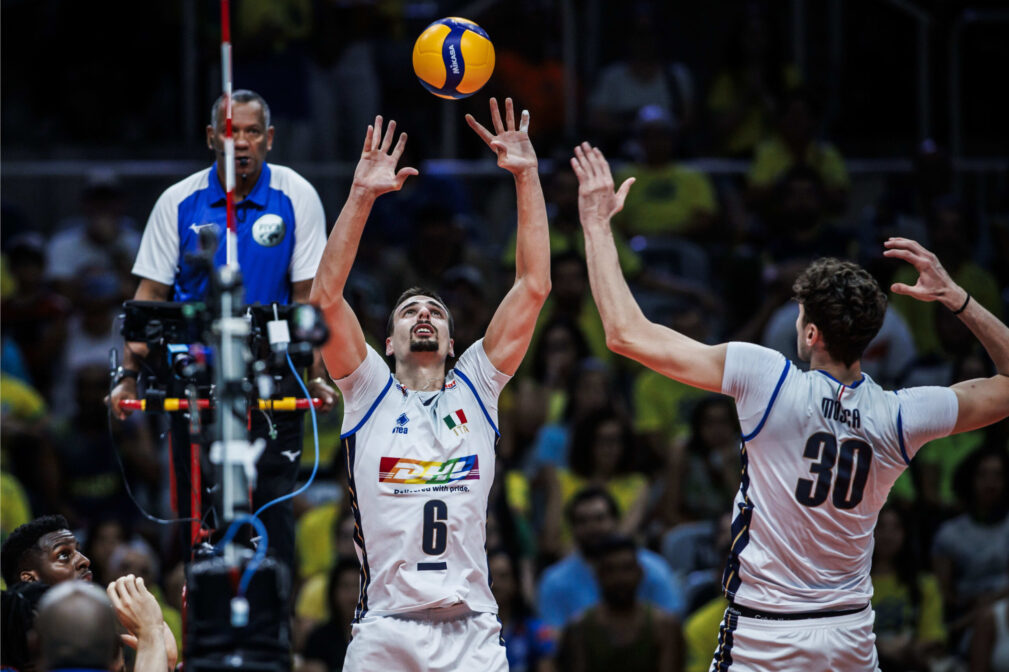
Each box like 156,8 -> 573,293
3,1 -> 1008,671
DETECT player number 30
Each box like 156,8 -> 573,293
794,432 -> 873,509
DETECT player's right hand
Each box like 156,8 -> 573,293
105,378 -> 138,420
570,142 -> 635,227
352,116 -> 418,197
883,237 -> 967,311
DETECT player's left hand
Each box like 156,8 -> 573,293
883,237 -> 966,311
570,142 -> 635,226
466,97 -> 537,175
307,377 -> 339,413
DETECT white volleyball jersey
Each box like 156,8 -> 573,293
336,339 -> 509,619
719,342 -> 958,612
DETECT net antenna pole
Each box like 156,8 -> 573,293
220,0 -> 237,269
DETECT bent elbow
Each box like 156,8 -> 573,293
605,328 -> 634,356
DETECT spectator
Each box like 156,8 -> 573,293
969,568 -> 1009,672
537,487 -> 683,632
557,534 -> 682,672
890,196 -> 1003,358
760,165 -> 850,264
656,397 -> 740,529
870,505 -> 947,671
1,515 -> 92,587
932,445 -> 1009,643
706,4 -> 800,158
299,558 -> 360,672
747,87 -> 849,215
554,409 -> 649,544
588,25 -> 695,157
0,373 -> 62,522
613,105 -> 719,241
34,581 -> 124,672
1,581 -> 49,671
82,518 -> 128,587
45,169 -> 140,302
1,233 -> 70,401
488,549 -> 554,672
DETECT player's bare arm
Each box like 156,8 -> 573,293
572,142 -> 726,393
310,117 -> 418,380
885,236 -> 1009,433
466,97 -> 551,375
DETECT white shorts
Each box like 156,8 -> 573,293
342,604 -> 507,672
708,605 -> 881,671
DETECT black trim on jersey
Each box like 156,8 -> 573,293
417,562 -> 447,571
896,408 -> 910,465
454,368 -> 500,436
740,359 -> 790,442
344,436 -> 372,623
722,442 -> 753,600
712,608 -> 738,671
340,375 -> 394,439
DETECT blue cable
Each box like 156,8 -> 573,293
216,350 -> 322,596
252,351 -> 321,518
213,514 -> 268,597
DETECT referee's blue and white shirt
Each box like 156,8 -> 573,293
132,162 -> 326,304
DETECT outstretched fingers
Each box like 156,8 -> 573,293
489,97 -> 505,135
371,116 -> 383,151
391,131 -> 409,161
362,125 -> 374,155
466,113 -> 495,148
381,120 -> 397,152
504,97 -> 516,131
519,109 -> 530,133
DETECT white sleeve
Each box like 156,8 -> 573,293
453,338 -> 511,409
896,386 -> 958,460
721,341 -> 790,436
335,346 -> 392,432
132,189 -> 181,285
287,173 -> 326,283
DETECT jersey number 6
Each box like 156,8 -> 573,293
422,499 -> 448,555
794,432 -> 873,509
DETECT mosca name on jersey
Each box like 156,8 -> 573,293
379,454 -> 481,484
821,397 -> 862,429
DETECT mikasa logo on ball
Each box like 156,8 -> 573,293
251,214 -> 286,247
447,44 -> 460,75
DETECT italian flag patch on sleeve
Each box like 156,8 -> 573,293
443,409 -> 468,429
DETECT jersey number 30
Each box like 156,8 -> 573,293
794,432 -> 872,509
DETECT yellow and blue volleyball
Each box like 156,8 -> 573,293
412,17 -> 495,100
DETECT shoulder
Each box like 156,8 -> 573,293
540,555 -> 580,585
267,164 -> 320,198
161,168 -> 213,203
638,548 -> 674,575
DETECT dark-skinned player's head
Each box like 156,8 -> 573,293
1,515 -> 92,586
792,258 -> 887,366
386,287 -> 455,360
588,534 -> 642,609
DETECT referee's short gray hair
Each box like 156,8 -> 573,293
210,89 -> 271,130
36,581 -> 120,670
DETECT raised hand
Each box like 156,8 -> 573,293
570,142 -> 635,226
883,237 -> 966,310
107,574 -> 176,670
466,97 -> 537,175
352,116 -> 418,197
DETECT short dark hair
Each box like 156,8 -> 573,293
386,287 -> 454,338
792,258 -> 887,366
1,515 -> 70,585
566,486 -> 620,525
210,89 -> 271,129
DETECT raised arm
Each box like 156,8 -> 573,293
309,117 -> 417,380
572,142 -> 726,393
884,237 -> 1009,434
467,98 -> 550,375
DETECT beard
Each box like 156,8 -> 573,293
410,338 -> 439,352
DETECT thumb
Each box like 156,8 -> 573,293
615,177 -> 636,207
490,141 -> 506,155
395,167 -> 419,189
890,282 -> 919,297
121,634 -> 139,650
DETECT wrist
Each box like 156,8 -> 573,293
512,165 -> 540,182
113,366 -> 140,387
349,183 -> 380,202
949,289 -> 971,315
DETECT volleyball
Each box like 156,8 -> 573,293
412,17 -> 495,100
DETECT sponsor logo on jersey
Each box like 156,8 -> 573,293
379,454 -> 480,484
443,409 -> 468,435
251,213 -> 286,247
392,412 -> 410,435
189,222 -> 220,236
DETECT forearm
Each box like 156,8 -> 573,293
950,289 -> 1009,375
512,168 -> 551,294
309,186 -> 376,308
132,630 -> 169,672
581,219 -> 648,346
